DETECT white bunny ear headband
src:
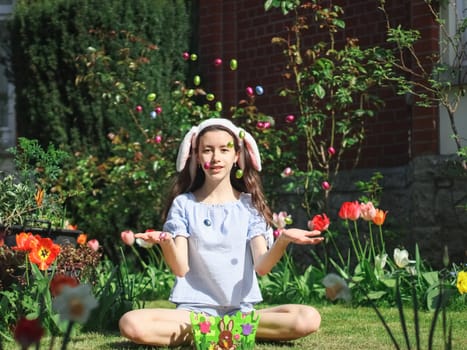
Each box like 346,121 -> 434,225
176,118 -> 262,180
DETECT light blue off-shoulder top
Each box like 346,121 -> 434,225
163,192 -> 273,307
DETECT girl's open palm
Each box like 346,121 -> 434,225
134,230 -> 168,244
281,228 -> 324,245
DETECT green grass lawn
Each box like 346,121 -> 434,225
3,301 -> 467,349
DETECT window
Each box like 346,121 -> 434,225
0,0 -> 15,151
439,0 -> 467,155
441,0 -> 467,67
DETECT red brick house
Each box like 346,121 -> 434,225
195,0 -> 467,264
196,0 -> 466,167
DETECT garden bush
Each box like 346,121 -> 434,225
8,0 -> 193,156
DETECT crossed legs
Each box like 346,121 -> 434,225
119,304 -> 321,347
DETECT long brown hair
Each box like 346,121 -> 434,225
163,125 -> 272,225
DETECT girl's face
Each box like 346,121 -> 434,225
197,130 -> 239,182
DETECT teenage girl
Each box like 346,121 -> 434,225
119,118 -> 324,346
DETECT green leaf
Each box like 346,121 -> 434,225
333,19 -> 345,29
313,84 -> 326,99
381,277 -> 396,289
367,290 -> 387,300
422,271 -> 439,286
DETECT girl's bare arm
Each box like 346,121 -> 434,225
251,228 -> 323,276
134,231 -> 189,277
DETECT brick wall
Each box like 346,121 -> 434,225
197,0 -> 439,168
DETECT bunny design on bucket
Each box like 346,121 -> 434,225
216,318 -> 236,350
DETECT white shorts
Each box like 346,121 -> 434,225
176,302 -> 255,317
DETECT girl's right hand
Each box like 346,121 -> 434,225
134,230 -> 171,245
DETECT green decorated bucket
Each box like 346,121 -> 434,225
190,310 -> 260,350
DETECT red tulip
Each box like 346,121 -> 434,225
28,236 -> 61,271
50,274 -> 79,297
338,201 -> 361,221
14,317 -> 44,349
308,213 -> 330,232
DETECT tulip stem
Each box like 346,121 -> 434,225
368,222 -> 376,260
61,321 -> 74,350
346,221 -> 360,264
379,225 -> 385,254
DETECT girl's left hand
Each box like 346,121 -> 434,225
279,228 -> 324,245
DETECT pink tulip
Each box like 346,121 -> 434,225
121,230 -> 135,246
282,167 -> 293,177
360,202 -> 376,221
87,239 -> 100,252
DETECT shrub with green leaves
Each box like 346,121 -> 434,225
8,0 -> 193,156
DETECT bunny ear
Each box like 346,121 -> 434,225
242,131 -> 262,172
176,126 -> 198,172
227,319 -> 234,331
237,129 -> 261,172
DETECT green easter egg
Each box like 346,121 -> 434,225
190,53 -> 198,61
230,59 -> 238,70
206,93 -> 215,101
193,75 -> 201,86
147,93 -> 156,101
215,101 -> 223,112
235,169 -> 244,179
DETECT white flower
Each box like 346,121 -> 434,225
272,211 -> 292,229
322,273 -> 351,302
52,284 -> 98,324
375,253 -> 388,270
135,237 -> 154,249
393,248 -> 415,268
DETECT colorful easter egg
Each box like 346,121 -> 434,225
230,58 -> 238,70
